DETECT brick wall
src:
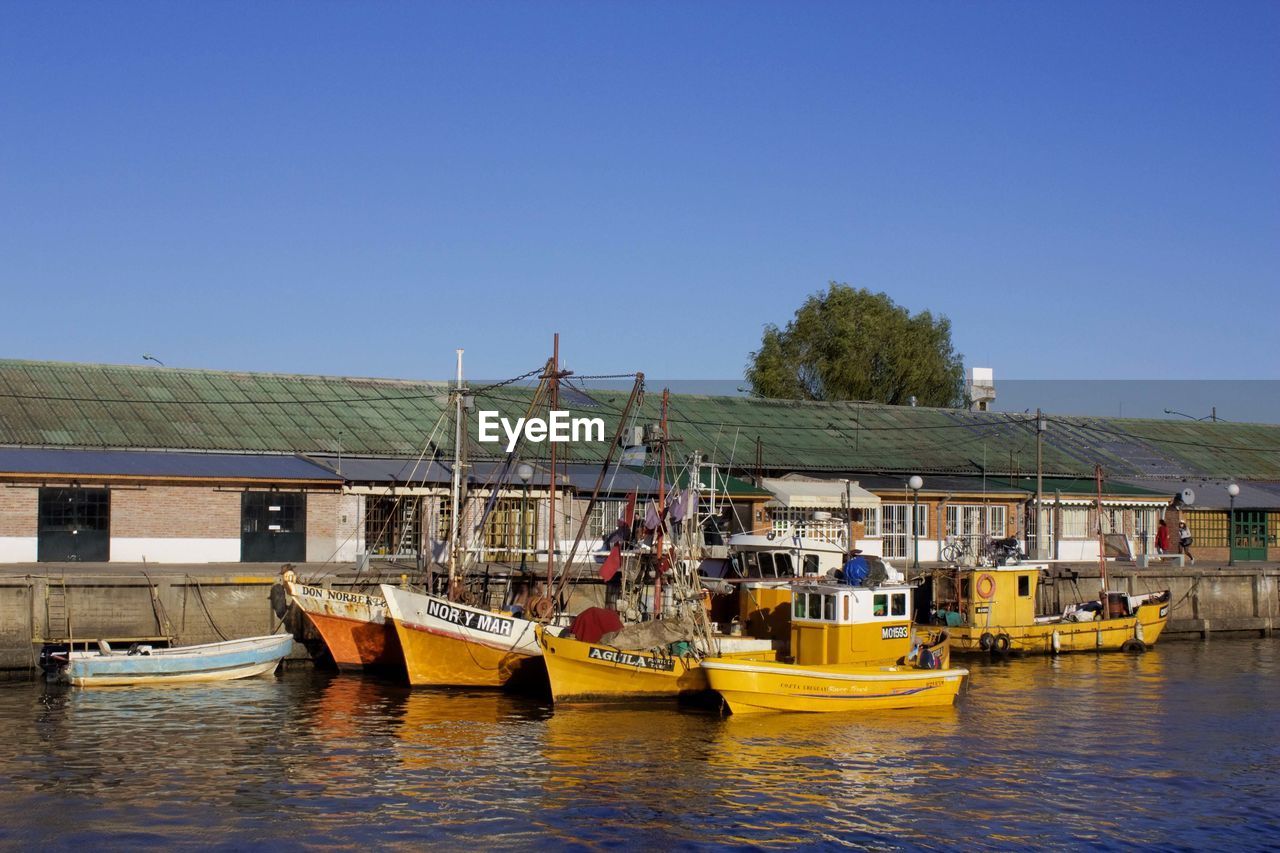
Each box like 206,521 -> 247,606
306,491 -> 361,562
112,486 -> 241,538
0,488 -> 37,537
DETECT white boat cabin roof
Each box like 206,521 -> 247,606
791,582 -> 914,626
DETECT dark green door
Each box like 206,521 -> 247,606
1230,510 -> 1267,562
241,492 -> 306,562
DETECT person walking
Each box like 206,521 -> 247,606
1155,518 -> 1170,554
1178,521 -> 1194,564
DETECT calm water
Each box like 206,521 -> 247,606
1,640 -> 1278,851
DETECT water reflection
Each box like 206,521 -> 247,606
0,642 -> 1276,848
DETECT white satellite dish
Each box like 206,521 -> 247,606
1180,488 -> 1196,505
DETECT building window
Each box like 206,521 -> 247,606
770,508 -> 846,544
855,506 -> 879,537
1060,507 -> 1090,539
585,499 -> 627,542
365,496 -> 422,557
988,506 -> 1007,538
1101,508 -> 1126,535
882,503 -> 927,557
478,498 -> 538,561
1184,511 -> 1227,548
1135,509 -> 1159,553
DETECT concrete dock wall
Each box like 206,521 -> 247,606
1,562 -> 1277,676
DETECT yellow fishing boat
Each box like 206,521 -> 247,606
702,582 -> 966,714
380,584 -> 544,689
536,619 -> 775,703
935,565 -> 1171,656
542,577 -> 953,705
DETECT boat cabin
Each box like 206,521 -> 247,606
945,565 -> 1042,627
789,582 -> 916,667
725,533 -> 846,579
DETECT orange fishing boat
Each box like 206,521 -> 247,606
283,569 -> 402,674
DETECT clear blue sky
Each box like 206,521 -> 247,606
2,2 -> 1277,383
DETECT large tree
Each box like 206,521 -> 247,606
746,283 -> 964,406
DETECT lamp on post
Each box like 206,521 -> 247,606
1227,483 -> 1240,567
517,463 -> 534,571
908,475 -> 924,569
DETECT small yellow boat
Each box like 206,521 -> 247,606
702,659 -> 967,714
704,581 -> 966,714
935,566 -> 1171,656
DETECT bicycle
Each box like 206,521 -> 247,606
940,536 -> 975,565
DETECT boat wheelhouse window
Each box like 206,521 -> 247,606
873,594 -> 888,617
960,577 -> 970,599
803,554 -> 819,575
823,595 -> 835,621
757,553 -> 774,577
794,594 -> 807,619
843,596 -> 850,620
774,553 -> 794,577
808,593 -> 823,620
891,593 -> 907,617
740,553 -> 760,578
1018,575 -> 1030,596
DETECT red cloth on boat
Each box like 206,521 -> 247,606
599,543 -> 622,581
569,607 -> 624,643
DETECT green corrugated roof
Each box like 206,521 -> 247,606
623,466 -> 773,498
999,476 -> 1171,498
2,359 -> 1279,481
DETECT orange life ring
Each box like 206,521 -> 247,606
975,573 -> 996,600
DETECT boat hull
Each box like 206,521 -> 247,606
537,626 -> 710,702
950,598 -> 1170,655
703,659 -> 968,714
285,581 -> 401,672
62,634 -> 294,688
380,584 -> 541,688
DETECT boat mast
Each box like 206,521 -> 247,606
1095,463 -> 1108,598
654,389 -> 669,617
448,349 -> 466,599
545,333 -> 560,598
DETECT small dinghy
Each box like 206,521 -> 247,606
47,634 -> 294,687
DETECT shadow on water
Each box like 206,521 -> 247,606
0,641 -> 1278,848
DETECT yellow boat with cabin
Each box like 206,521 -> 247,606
702,581 -> 967,714
934,564 -> 1170,656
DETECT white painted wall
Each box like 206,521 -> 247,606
855,538 -> 883,557
0,537 -> 37,562
111,538 -> 241,563
1054,540 -> 1102,562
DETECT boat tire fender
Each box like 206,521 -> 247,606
979,632 -> 995,652
994,633 -> 1012,655
976,573 -> 996,600
1121,639 -> 1147,654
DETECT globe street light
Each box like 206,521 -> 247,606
1164,408 -> 1219,422
908,475 -> 924,569
517,463 -> 535,571
1227,483 -> 1240,566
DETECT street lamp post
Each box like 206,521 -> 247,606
1227,483 -> 1240,567
1164,408 -> 1219,422
517,463 -> 534,571
908,475 -> 923,569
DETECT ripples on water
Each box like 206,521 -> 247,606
1,641 -> 1278,850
